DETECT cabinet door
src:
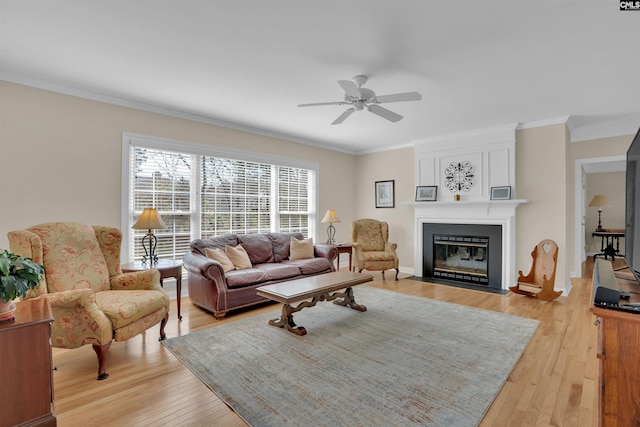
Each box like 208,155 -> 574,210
0,301 -> 55,427
600,317 -> 640,426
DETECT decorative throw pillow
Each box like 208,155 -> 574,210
205,247 -> 236,273
225,244 -> 253,270
289,237 -> 314,260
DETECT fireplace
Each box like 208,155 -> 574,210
433,234 -> 489,285
423,223 -> 503,290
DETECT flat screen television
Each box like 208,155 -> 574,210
625,126 -> 640,279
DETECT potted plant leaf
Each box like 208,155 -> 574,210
0,250 -> 45,318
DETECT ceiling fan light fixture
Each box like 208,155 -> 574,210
299,75 -> 421,125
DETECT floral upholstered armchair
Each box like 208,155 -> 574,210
351,218 -> 399,281
8,222 -> 170,380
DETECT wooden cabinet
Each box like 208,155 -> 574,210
591,264 -> 640,427
0,298 -> 56,427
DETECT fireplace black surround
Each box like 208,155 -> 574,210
422,223 -> 503,291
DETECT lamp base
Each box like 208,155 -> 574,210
326,224 -> 336,246
140,231 -> 159,265
596,210 -> 604,232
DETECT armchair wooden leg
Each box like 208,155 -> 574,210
395,268 -> 399,281
158,312 -> 169,341
92,342 -> 112,381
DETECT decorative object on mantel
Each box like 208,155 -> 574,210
491,186 -> 512,200
0,250 -> 44,322
321,209 -> 341,245
444,161 -> 475,193
415,186 -> 437,202
454,194 -> 461,201
375,180 -> 395,208
509,239 -> 561,301
132,207 -> 167,264
588,194 -> 610,232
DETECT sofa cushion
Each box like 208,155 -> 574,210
254,263 -> 301,281
225,245 -> 252,270
190,234 -> 239,256
268,232 -> 304,262
290,237 -> 314,260
205,247 -> 236,273
238,234 -> 274,264
283,258 -> 333,275
225,268 -> 269,288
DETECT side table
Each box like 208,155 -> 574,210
592,229 -> 625,261
335,243 -> 353,272
122,259 -> 184,320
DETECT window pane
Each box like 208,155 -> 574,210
129,141 -> 314,261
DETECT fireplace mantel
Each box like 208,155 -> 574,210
409,199 -> 528,289
406,199 -> 528,210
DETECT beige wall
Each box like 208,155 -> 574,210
515,124 -> 569,288
353,148 -> 415,272
2,80 -> 635,289
0,81 -> 357,249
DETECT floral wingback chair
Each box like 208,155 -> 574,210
8,222 -> 170,380
351,218 -> 399,280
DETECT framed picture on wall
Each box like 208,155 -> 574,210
415,186 -> 437,202
490,186 -> 511,200
375,180 -> 395,208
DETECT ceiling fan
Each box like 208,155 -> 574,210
298,75 -> 422,125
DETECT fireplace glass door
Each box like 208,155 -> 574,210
433,235 -> 489,285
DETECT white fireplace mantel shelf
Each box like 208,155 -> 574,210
404,199 -> 528,209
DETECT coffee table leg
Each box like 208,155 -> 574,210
332,287 -> 367,312
268,303 -> 307,336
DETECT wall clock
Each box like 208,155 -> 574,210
444,161 -> 475,192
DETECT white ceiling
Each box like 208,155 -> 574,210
2,1 -> 639,154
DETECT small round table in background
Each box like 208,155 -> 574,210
121,259 -> 184,320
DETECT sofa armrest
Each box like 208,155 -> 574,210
183,251 -> 227,284
314,244 -> 338,263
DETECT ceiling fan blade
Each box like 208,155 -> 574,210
331,108 -> 356,125
368,104 -> 403,122
374,92 -> 422,103
298,101 -> 345,107
337,80 -> 361,99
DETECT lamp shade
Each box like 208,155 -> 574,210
588,195 -> 610,208
132,208 -> 167,230
321,210 -> 341,224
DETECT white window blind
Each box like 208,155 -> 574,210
131,147 -> 193,261
124,135 -> 317,262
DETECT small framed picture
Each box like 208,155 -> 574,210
375,180 -> 395,208
415,186 -> 437,202
490,186 -> 511,200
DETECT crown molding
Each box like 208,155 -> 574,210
0,73 -> 359,155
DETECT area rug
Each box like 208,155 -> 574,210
162,286 -> 538,426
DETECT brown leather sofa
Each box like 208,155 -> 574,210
183,232 -> 337,318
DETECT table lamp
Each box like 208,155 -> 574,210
588,195 -> 610,232
132,208 -> 167,264
321,209 -> 341,245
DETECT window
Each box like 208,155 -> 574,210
122,133 -> 317,262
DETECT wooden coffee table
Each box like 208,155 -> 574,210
256,271 -> 373,335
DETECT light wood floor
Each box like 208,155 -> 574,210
52,261 -> 611,426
